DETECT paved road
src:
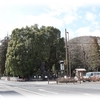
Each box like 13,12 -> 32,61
0,80 -> 100,99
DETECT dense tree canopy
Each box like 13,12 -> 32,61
5,25 -> 65,78
0,36 -> 10,76
1,26 -> 100,79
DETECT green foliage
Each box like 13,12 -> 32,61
0,36 -> 10,76
5,25 -> 65,78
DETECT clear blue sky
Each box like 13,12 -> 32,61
0,0 -> 100,40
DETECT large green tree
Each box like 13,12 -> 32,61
5,25 -> 65,78
0,36 -> 10,76
5,26 -> 37,77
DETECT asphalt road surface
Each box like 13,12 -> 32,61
0,80 -> 100,100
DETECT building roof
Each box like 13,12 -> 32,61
75,68 -> 86,71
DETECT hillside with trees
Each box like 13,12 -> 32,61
0,25 -> 100,79
68,36 -> 100,73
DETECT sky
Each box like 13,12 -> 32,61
1,0 -> 100,40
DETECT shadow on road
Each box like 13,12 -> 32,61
0,90 -> 22,96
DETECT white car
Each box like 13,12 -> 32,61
83,72 -> 100,82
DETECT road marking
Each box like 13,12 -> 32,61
83,93 -> 99,97
83,93 -> 92,96
14,87 -> 46,96
39,89 -> 59,94
39,89 -> 45,91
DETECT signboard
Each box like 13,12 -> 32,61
60,63 -> 64,70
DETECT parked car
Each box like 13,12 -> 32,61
83,72 -> 100,82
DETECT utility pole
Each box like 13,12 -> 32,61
82,43 -> 86,69
65,29 -> 69,77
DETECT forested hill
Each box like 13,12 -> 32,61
69,36 -> 100,46
67,36 -> 100,72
